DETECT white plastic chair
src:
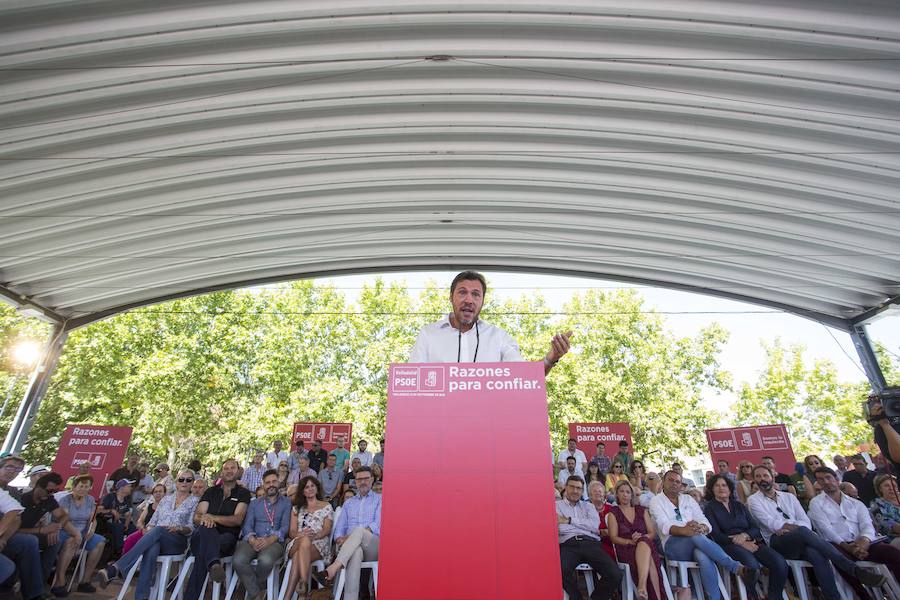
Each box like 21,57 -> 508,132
785,559 -> 853,600
223,557 -> 281,600
666,559 -> 729,600
606,512 -> 675,600
172,554 -> 234,600
278,506 -> 341,600
115,551 -> 189,600
561,563 -> 595,600
856,560 -> 900,600
333,559 -> 377,600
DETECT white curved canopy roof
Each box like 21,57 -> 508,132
1,0 -> 899,329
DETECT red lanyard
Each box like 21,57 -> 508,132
262,498 -> 276,528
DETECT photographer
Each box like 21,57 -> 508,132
866,390 -> 900,475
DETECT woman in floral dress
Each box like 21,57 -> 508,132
282,476 -> 334,600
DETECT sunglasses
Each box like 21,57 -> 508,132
613,466 -> 623,470
177,477 -> 194,483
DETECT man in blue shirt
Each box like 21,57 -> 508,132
233,470 -> 291,600
317,466 -> 380,600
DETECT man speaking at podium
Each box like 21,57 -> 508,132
409,271 -> 571,371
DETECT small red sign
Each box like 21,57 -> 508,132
291,422 -> 353,453
706,424 -> 797,474
568,422 -> 634,462
51,424 -> 133,499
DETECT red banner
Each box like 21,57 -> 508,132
706,424 -> 797,474
568,422 -> 633,463
291,422 -> 352,453
51,424 -> 132,499
379,362 -> 561,599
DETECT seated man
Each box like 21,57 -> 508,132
315,466 -> 380,600
649,470 -> 754,600
98,478 -> 136,558
16,472 -> 81,591
809,467 -> 900,582
0,487 -> 52,600
747,465 -> 884,600
557,456 -> 586,498
185,458 -> 252,600
233,470 -> 290,600
317,454 -> 342,504
556,475 -> 621,600
287,455 -> 317,488
0,455 -> 25,501
842,455 -> 878,507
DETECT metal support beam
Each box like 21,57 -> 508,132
850,323 -> 887,394
1,323 -> 68,454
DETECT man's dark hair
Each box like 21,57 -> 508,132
568,438 -> 577,443
36,472 -> 63,489
262,469 -> 278,480
850,454 -> 866,463
619,440 -> 628,446
761,455 -> 775,462
566,475 -> 584,487
355,466 -> 373,477
753,465 -> 773,477
450,271 -> 487,296
717,459 -> 729,466
566,456 -> 576,463
704,473 -> 735,501
814,466 -> 838,478
359,439 -> 367,445
662,469 -> 680,480
597,442 -> 604,447
187,459 -> 202,472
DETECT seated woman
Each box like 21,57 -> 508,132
276,460 -> 291,495
801,455 -> 825,501
586,463 -> 604,488
282,476 -> 334,600
122,483 -> 167,555
605,460 -> 628,492
703,474 -> 787,600
736,461 -> 754,504
587,480 -> 616,561
53,475 -> 107,595
628,460 -> 647,491
608,480 -> 663,600
95,469 -> 200,599
871,474 -> 900,547
371,462 -> 384,484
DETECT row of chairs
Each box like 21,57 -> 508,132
566,557 -> 900,600
111,505 -> 379,600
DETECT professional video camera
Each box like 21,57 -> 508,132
866,386 -> 900,422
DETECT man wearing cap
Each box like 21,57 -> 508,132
99,479 -> 136,558
17,472 -> 81,590
0,455 -> 26,501
23,465 -> 50,493
65,461 -> 91,490
409,270 -> 572,372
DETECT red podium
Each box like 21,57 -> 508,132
378,362 -> 562,599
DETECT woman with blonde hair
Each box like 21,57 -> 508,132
608,480 -> 663,600
736,461 -> 754,503
605,460 -> 628,491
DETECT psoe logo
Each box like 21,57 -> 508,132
391,367 -> 419,393
420,367 -> 445,392
709,431 -> 736,452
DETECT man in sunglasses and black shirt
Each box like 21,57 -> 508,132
184,458 -> 252,600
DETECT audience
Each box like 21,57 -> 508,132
16,473 -> 78,588
315,466 -> 380,600
809,467 -> 900,584
98,478 -> 136,558
191,478 -> 208,498
54,475 -> 106,595
351,440 -> 373,467
95,469 -> 199,599
872,474 -> 900,547
241,451 -> 266,495
0,486 -> 50,600
608,480 -> 662,600
289,440 -> 307,472
341,457 -> 363,497
266,440 -> 289,471
184,458 -> 251,600
590,442 -> 611,475
629,460 -> 647,491
605,460 -> 628,491
282,476 -> 334,599
760,456 -> 795,494
843,454 -> 878,507
840,481 -> 860,499
703,474 -> 787,600
558,438 -> 588,474
318,454 -> 342,504
558,456 -> 585,496
289,455 -> 317,488
307,440 -> 328,473
330,437 -> 351,473
0,455 -> 25,501
555,475 -> 622,600
747,465 -> 883,600
233,469 -> 291,600
736,461 -> 754,504
154,463 -> 174,494
649,470 -> 753,600
122,482 -> 167,555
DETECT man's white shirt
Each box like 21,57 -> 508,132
266,450 -> 289,470
808,492 -> 876,544
557,449 -> 588,473
0,489 -> 23,515
648,492 -> 711,546
409,315 -> 523,363
351,451 -> 373,467
746,490 -> 811,542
